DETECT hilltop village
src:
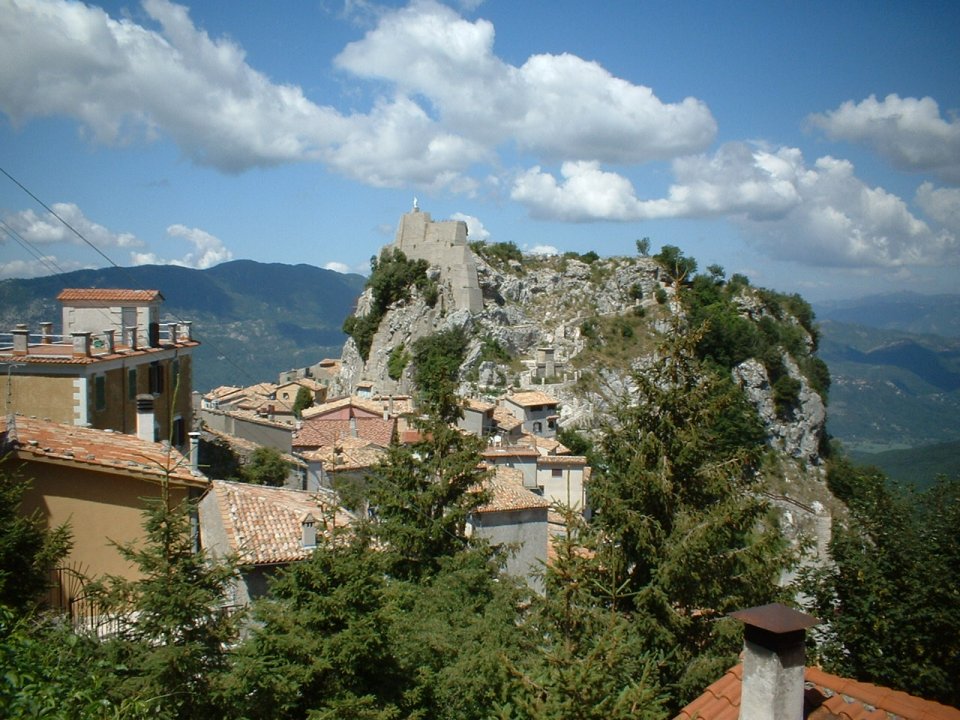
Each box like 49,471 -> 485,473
2,206 -> 958,719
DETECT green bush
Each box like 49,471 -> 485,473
773,374 -> 802,417
388,343 -> 411,381
655,288 -> 668,305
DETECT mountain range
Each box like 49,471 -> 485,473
2,261 -> 957,484
0,260 -> 366,392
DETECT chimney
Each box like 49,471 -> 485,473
125,325 -> 138,350
166,322 -> 178,345
300,512 -> 317,549
730,603 -> 819,720
349,414 -> 358,438
40,322 -> 53,344
103,329 -> 116,354
188,431 -> 201,473
136,394 -> 156,443
12,324 -> 28,355
71,331 -> 91,358
182,321 -> 192,341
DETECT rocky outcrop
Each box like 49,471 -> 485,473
734,356 -> 826,465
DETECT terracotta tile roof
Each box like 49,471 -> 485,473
492,406 -> 523,431
0,414 -> 207,488
675,664 -> 960,720
477,466 -> 550,513
482,445 -> 541,460
293,417 -> 396,450
504,390 -> 560,407
301,395 -> 388,420
201,429 -> 303,469
466,398 -> 496,412
300,436 -> 386,471
519,434 -> 570,455
205,479 -> 352,565
57,289 -> 162,303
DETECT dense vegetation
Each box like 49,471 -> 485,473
343,249 -> 438,361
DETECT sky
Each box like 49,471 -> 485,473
1,0 -> 959,302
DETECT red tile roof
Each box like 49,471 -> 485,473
0,414 -> 207,488
675,663 -> 960,720
477,466 -> 551,513
505,390 -> 560,407
205,479 -> 353,565
293,417 -> 396,450
57,289 -> 163,303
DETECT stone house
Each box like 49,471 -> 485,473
500,391 -> 560,438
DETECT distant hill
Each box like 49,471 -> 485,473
849,440 -> 960,491
813,295 -> 960,454
814,291 -> 960,338
0,261 -> 366,391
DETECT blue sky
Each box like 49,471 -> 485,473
1,0 -> 958,301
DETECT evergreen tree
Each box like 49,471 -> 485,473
801,461 -> 960,706
500,509 -> 665,720
0,462 -> 71,614
90,476 -> 241,719
589,317 -> 793,707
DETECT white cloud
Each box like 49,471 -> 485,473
809,94 -> 960,183
916,182 -> 960,234
0,256 -> 90,280
0,0 -> 715,190
3,203 -> 143,248
511,143 -> 958,269
130,223 -> 232,269
335,0 -> 715,164
451,212 -> 489,241
527,244 -> 559,256
0,0 -> 346,172
324,261 -> 352,273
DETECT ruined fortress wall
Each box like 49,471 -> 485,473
394,209 -> 483,313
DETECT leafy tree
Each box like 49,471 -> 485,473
0,462 -> 71,614
90,477 -> 241,719
653,244 -> 697,285
198,436 -> 242,481
292,385 -> 314,418
635,237 -> 651,256
801,461 -> 960,706
411,327 -> 470,423
589,318 -> 793,708
241,446 -> 290,487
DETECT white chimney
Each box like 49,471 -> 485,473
136,394 -> 156,443
731,603 -> 819,720
188,431 -> 201,472
349,415 -> 358,438
300,512 -> 317,548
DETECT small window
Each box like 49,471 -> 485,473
533,421 -> 543,433
128,368 -> 137,400
94,375 -> 106,411
149,361 -> 165,394
171,416 -> 186,447
551,468 -> 563,478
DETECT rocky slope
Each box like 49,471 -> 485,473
333,250 -> 827,468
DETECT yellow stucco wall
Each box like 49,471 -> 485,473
19,460 -> 192,582
0,375 -> 77,424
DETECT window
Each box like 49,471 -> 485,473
552,468 -> 563,478
171,416 -> 186,447
128,368 -> 137,400
149,361 -> 165,394
94,375 -> 106,411
532,421 -> 543,433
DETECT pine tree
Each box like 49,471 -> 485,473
91,475 -> 241,719
499,509 -> 666,720
589,316 -> 793,707
0,461 -> 71,614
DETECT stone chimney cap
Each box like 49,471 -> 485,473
730,603 -> 819,634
